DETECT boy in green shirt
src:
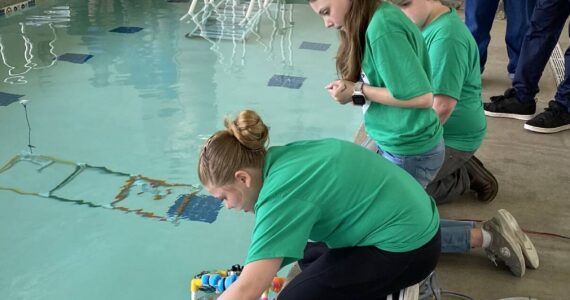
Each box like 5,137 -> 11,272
394,0 -> 539,277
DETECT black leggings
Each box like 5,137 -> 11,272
278,230 -> 441,300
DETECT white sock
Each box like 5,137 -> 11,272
481,228 -> 492,248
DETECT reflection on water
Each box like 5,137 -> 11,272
0,6 -> 69,84
183,0 -> 295,73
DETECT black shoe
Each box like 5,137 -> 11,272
465,156 -> 498,203
524,100 -> 570,133
484,88 -> 536,120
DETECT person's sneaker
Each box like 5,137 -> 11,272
524,100 -> 570,133
496,209 -> 540,269
484,88 -> 536,120
483,216 -> 526,277
465,156 -> 498,202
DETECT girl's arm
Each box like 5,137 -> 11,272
326,80 -> 433,108
218,258 -> 283,300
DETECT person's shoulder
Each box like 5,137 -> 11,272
425,10 -> 473,45
368,2 -> 415,37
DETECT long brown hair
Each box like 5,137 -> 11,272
198,110 -> 269,187
337,0 -> 382,81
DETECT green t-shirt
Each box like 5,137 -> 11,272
361,2 -> 442,156
422,8 -> 487,151
245,139 -> 440,267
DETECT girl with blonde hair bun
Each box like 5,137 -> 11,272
198,110 -> 441,299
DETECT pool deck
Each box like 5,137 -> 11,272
353,9 -> 569,300
427,10 -> 568,300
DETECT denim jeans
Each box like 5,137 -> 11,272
465,0 -> 537,75
513,0 -> 570,110
440,219 -> 475,253
377,139 -> 446,188
360,138 -> 472,254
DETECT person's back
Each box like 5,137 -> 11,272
248,138 -> 440,267
395,0 -> 496,204
422,8 -> 487,151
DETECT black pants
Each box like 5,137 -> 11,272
278,230 -> 441,300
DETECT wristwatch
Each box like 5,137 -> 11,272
352,81 -> 366,106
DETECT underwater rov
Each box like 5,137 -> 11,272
189,264 -> 285,300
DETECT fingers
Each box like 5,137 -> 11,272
325,80 -> 351,105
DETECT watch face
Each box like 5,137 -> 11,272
352,95 -> 366,106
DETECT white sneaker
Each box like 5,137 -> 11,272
496,209 -> 540,269
483,216 -> 526,277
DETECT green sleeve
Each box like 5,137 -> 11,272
369,32 -> 432,100
428,38 -> 467,100
245,198 -> 320,268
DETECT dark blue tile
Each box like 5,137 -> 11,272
109,26 -> 143,34
268,75 -> 306,89
58,53 -> 94,64
167,194 -> 223,223
0,92 -> 24,106
299,41 -> 331,51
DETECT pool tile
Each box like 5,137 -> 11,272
268,75 -> 306,89
0,92 -> 24,106
167,194 -> 223,223
58,53 -> 94,64
299,41 -> 331,51
109,26 -> 143,34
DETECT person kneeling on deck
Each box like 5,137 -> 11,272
197,110 -> 440,300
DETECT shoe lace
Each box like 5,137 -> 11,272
534,101 -> 566,120
487,252 -> 499,267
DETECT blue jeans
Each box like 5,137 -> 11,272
361,138 -> 470,254
377,139 -> 445,188
513,0 -> 570,111
440,219 -> 475,253
465,0 -> 537,75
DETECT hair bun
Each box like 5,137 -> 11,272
224,110 -> 269,151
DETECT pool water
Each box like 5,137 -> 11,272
0,0 -> 362,299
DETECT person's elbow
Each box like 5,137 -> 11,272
433,95 -> 458,124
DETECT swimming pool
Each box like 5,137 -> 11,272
0,0 -> 361,299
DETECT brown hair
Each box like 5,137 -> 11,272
198,110 -> 269,187
337,0 -> 382,82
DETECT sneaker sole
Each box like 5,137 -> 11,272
523,123 -> 570,133
467,157 -> 499,202
497,209 -> 540,269
484,111 -> 534,120
483,220 -> 526,277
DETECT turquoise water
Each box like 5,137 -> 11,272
0,0 -> 361,299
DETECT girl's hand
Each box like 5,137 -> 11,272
325,80 -> 354,105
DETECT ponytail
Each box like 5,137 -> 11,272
198,110 -> 269,186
